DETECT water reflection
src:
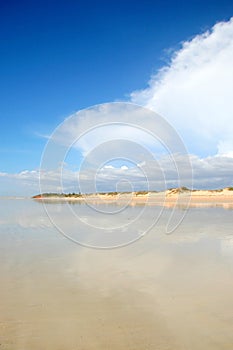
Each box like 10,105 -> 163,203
33,197 -> 233,210
0,199 -> 233,349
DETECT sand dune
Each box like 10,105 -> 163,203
34,188 -> 233,207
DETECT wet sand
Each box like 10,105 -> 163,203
1,199 -> 233,349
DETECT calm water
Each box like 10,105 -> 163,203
0,198 -> 233,349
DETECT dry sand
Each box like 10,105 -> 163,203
35,188 -> 233,208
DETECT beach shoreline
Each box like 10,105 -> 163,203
32,188 -> 233,207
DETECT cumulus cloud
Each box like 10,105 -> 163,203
49,103 -> 180,159
35,19 -> 233,194
131,18 -> 233,157
2,19 -> 233,195
0,170 -> 40,196
41,154 -> 233,191
1,153 -> 233,196
39,102 -> 192,195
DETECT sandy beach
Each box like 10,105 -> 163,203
34,188 -> 233,208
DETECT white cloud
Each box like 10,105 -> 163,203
2,19 -> 233,195
1,154 -> 233,196
50,104 -> 167,159
131,18 -> 233,157
42,103 -> 191,191
0,170 -> 40,196
103,165 -> 114,169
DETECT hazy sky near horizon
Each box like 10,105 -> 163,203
1,0 -> 233,195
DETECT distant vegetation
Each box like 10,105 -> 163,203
135,191 -> 148,195
32,192 -> 82,199
33,190 -> 155,198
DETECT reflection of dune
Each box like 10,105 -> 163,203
163,201 -> 233,210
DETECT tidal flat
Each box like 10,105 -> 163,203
0,198 -> 233,349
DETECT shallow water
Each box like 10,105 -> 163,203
0,199 -> 233,349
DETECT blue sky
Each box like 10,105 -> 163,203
1,0 -> 233,195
